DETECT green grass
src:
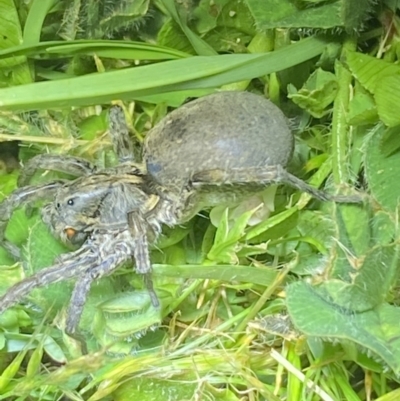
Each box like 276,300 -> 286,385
1,0 -> 400,400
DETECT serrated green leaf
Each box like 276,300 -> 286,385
203,27 -> 252,53
365,124 -> 400,211
287,281 -> 400,374
245,0 -> 372,31
380,124 -> 400,157
371,211 -> 396,245
193,0 -> 231,34
321,243 -> 399,311
99,0 -> 149,33
157,19 -> 194,54
22,219 -> 69,272
347,51 -> 400,94
215,0 -> 256,35
335,204 -> 371,257
93,291 -> 163,347
375,74 -> 400,127
158,0 -> 217,56
288,68 -> 338,118
18,219 -> 71,314
347,91 -> 378,126
245,0 -> 341,29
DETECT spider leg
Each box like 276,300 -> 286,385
65,253 -> 122,334
0,232 -> 132,332
191,166 -> 363,204
108,105 -> 135,163
65,274 -> 93,336
127,211 -> 160,308
18,154 -> 95,187
0,246 -> 93,312
0,181 -> 64,259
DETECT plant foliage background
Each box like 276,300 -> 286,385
1,0 -> 400,400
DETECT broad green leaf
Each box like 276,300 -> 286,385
375,74 -> 400,127
335,204 -> 371,257
99,0 -> 149,34
214,0 -> 256,35
371,210 -> 396,245
245,0 -> 373,31
193,0 -> 231,34
203,27 -> 252,53
157,19 -> 195,54
347,51 -> 400,94
321,243 -> 399,311
92,291 -> 164,354
21,219 -> 69,272
291,210 -> 333,275
207,205 -> 262,263
319,201 -> 398,312
287,68 -> 338,118
158,0 -> 217,56
0,0 -> 32,86
13,219 -> 72,315
365,124 -> 400,211
287,281 -> 400,374
299,0 -> 331,3
380,124 -> 400,157
0,36 -> 328,110
347,91 -> 378,126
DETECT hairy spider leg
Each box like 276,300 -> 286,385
0,233 -> 131,335
128,211 -> 160,308
65,252 -> 126,334
0,245 -> 92,312
18,154 -> 95,187
191,165 -> 363,204
0,181 -> 64,259
108,105 -> 135,163
108,106 -> 160,307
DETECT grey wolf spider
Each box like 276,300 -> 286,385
0,91 -> 362,335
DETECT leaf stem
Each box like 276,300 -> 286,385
331,37 -> 356,185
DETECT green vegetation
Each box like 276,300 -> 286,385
1,0 -> 400,400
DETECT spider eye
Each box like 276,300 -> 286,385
56,203 -> 60,209
67,199 -> 74,206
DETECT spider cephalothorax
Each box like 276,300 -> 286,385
0,91 -> 362,335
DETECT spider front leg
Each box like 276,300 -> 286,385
108,105 -> 135,163
128,211 -> 160,308
192,165 -> 363,203
65,252 -> 124,335
0,181 -> 63,259
0,235 -> 129,333
66,273 -> 93,335
0,245 -> 92,312
18,154 -> 95,187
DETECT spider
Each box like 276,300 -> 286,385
0,91 -> 362,336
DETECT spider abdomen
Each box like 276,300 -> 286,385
144,91 -> 293,192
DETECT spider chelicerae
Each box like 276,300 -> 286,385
0,91 -> 362,335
